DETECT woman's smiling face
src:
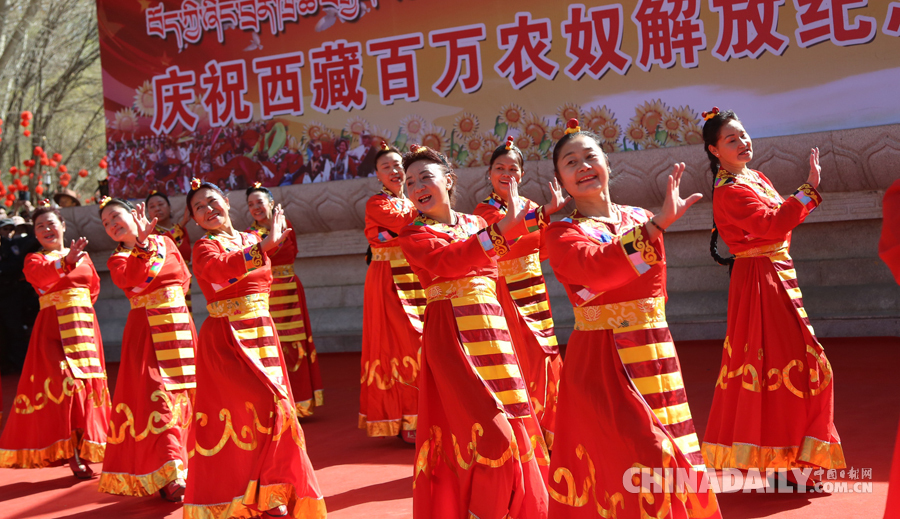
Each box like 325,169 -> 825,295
191,187 -> 231,231
555,135 -> 610,200
405,161 -> 452,217
489,152 -> 524,198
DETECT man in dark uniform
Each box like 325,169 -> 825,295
0,217 -> 40,373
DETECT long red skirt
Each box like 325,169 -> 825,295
359,259 -> 421,437
548,328 -> 718,519
272,271 -> 324,417
413,301 -> 549,519
98,308 -> 194,496
183,315 -> 325,519
702,256 -> 845,470
0,306 -> 110,467
497,282 -> 561,449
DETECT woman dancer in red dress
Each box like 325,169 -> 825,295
880,178 -> 900,519
700,108 -> 845,482
246,183 -> 324,417
97,198 -> 196,501
359,142 -> 424,442
398,145 -> 550,519
473,137 -> 567,449
546,120 -> 718,518
183,180 -> 325,519
146,191 -> 194,310
0,203 -> 111,479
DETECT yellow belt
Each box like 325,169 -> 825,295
573,297 -> 667,332
733,241 -> 789,259
207,293 -> 269,319
130,285 -> 185,310
39,287 -> 91,310
497,253 -> 541,278
272,264 -> 295,278
425,276 -> 496,303
371,246 -> 405,262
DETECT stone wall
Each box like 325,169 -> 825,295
59,124 -> 900,360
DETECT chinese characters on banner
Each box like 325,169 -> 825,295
97,0 -> 900,198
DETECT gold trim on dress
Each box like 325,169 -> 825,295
98,459 -> 187,496
130,285 -> 185,309
371,246 -> 406,262
39,287 -> 92,310
733,241 -> 789,259
207,293 -> 270,318
271,264 -> 295,278
702,435 -> 846,471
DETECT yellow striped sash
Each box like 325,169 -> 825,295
573,297 -> 704,468
131,285 -> 197,390
497,252 -> 558,353
426,276 -> 531,418
40,288 -> 105,380
207,293 -> 288,398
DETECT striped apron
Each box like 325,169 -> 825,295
496,252 -> 557,353
269,264 -> 310,367
130,285 -> 197,390
425,276 -> 532,419
39,287 -> 105,379
372,245 -> 426,333
207,293 -> 288,398
573,296 -> 704,468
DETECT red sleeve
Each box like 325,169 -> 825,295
23,252 -> 74,294
88,257 -> 101,304
192,238 -> 268,285
879,179 -> 900,284
399,223 -> 507,279
547,222 -> 659,296
716,183 -> 821,241
366,197 -> 417,234
107,244 -> 157,290
283,225 -> 299,259
474,203 -> 503,225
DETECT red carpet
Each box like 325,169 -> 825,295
0,337 -> 897,518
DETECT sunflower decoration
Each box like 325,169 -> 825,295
113,108 -> 140,133
597,120 -> 622,147
304,121 -> 328,142
514,134 -> 533,151
584,106 -> 617,133
481,133 -> 501,152
660,112 -> 685,144
549,124 -> 566,142
420,124 -> 448,153
317,128 -> 337,147
369,124 -> 392,143
499,103 -> 525,128
466,133 -> 485,153
670,105 -> 700,126
521,113 -> 550,147
523,145 -> 544,162
453,112 -> 480,140
133,80 -> 154,117
634,99 -> 668,133
400,114 -> 426,138
625,120 -> 652,148
466,157 -> 482,168
480,148 -> 495,166
345,116 -> 370,140
557,103 -> 583,125
679,121 -> 704,145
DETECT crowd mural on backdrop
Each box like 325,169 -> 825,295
0,108 -> 898,519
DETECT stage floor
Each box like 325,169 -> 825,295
0,337 -> 897,518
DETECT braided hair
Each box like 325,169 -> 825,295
702,108 -> 739,272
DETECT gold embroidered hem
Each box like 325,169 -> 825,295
544,428 -> 555,451
573,297 -> 666,332
272,264 -> 296,278
183,483 -> 326,519
294,390 -> 325,418
702,436 -> 846,471
371,246 -> 405,262
98,459 -> 186,496
0,435 -> 105,468
358,414 -> 418,437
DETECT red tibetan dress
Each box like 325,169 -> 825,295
546,207 -> 719,519
398,213 -> 550,519
474,192 -> 562,449
878,178 -> 900,519
702,169 -> 845,473
153,223 -> 193,311
247,220 -> 323,417
98,235 -> 197,496
359,187 -> 425,437
0,249 -> 111,468
184,232 -> 326,519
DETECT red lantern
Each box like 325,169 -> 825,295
20,111 -> 32,121
4,199 -> 12,208
48,160 -> 58,168
9,167 -> 18,175
23,160 -> 35,168
39,157 -> 50,166
51,153 -> 62,162
23,130 -> 31,137
35,185 -> 44,195
98,159 -> 108,169
8,184 -> 17,193
78,169 -> 89,178
59,179 -> 69,188
34,146 -> 44,156
59,165 -> 68,173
